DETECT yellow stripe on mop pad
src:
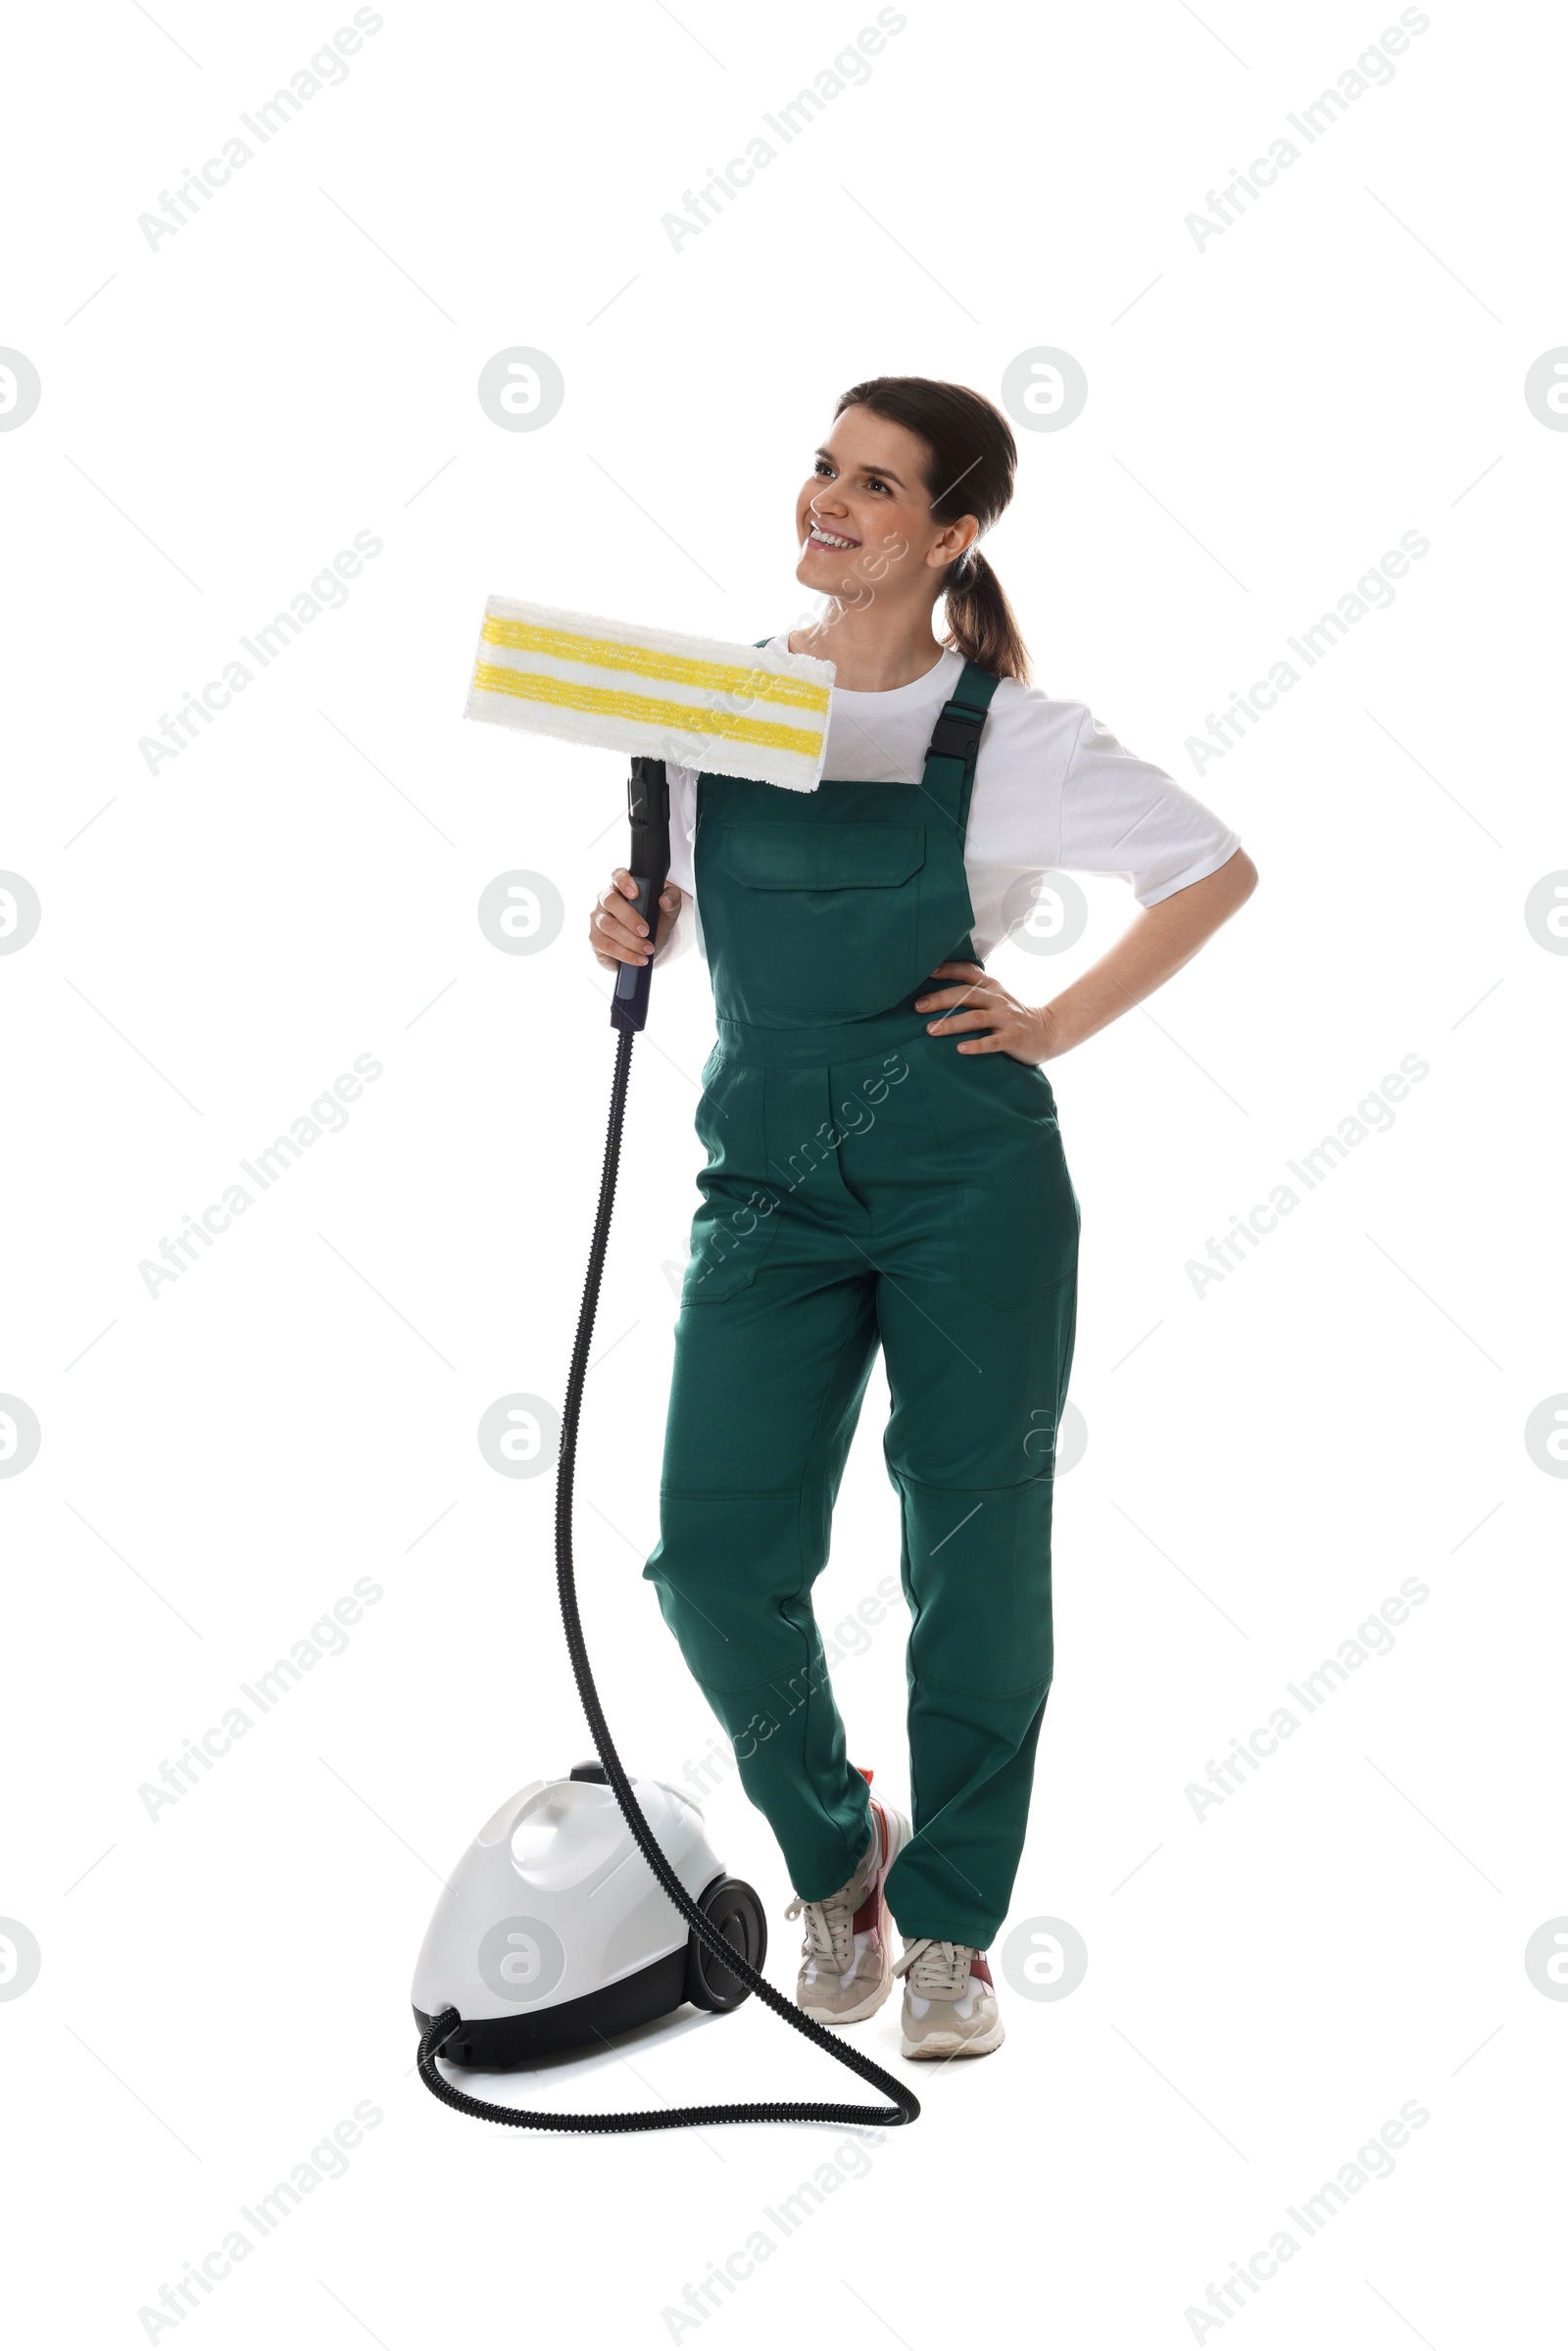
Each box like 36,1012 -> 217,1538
465,598 -> 835,791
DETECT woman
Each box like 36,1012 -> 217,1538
589,377 -> 1256,2061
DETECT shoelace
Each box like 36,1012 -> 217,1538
785,1815 -> 882,1971
892,1938 -> 973,1997
784,1887 -> 857,1972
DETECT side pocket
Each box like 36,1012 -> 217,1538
959,1115 -> 1080,1307
919,1047 -> 1080,1308
681,1058 -> 786,1304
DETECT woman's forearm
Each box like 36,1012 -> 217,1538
1038,848 -> 1258,1059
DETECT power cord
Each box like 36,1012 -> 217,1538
416,1024 -> 921,2133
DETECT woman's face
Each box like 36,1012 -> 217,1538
794,406 -> 978,608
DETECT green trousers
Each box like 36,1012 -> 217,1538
644,1027 -> 1078,1948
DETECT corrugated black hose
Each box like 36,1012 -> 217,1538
417,768 -> 920,2132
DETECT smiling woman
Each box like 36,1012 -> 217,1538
796,377 -> 1030,685
589,373 -> 1258,2064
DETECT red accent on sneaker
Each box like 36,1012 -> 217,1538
969,1952 -> 994,1986
851,1794 -> 891,1933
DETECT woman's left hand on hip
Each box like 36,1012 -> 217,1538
915,962 -> 1051,1064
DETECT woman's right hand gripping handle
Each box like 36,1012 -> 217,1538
589,868 -> 681,970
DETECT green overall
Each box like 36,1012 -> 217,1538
643,661 -> 1080,1948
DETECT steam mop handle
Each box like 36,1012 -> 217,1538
611,756 -> 671,1034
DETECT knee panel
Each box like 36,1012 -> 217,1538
644,1493 -> 814,1694
896,1476 -> 1055,1697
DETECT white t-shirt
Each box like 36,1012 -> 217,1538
658,641 -> 1241,963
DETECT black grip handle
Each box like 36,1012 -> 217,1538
610,757 -> 670,1034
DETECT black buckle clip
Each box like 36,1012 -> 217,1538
927,709 -> 983,763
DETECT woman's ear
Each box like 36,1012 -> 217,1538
925,514 -> 982,571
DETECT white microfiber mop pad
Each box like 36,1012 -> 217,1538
465,598 -> 835,791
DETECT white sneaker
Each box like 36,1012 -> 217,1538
785,1785 -> 908,2026
893,1938 -> 1004,2059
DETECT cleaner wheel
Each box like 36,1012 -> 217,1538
685,1877 -> 766,2014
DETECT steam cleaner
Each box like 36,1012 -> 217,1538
411,603 -> 921,2134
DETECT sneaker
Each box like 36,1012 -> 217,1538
785,1776 -> 908,2026
893,1939 -> 1004,2059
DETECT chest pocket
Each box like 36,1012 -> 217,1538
713,823 -> 926,1023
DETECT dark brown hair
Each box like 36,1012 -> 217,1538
833,374 -> 1030,682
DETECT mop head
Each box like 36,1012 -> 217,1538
465,598 -> 835,791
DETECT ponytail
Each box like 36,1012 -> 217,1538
940,547 -> 1030,684
834,374 -> 1032,683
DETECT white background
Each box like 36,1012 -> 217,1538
3,1 -> 1565,2343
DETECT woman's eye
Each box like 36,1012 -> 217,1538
865,477 -> 891,495
813,461 -> 833,477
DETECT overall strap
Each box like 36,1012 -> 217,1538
921,660 -> 1001,848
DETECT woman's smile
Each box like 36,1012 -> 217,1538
793,409 -> 935,587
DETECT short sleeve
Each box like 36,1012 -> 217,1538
1059,708 -> 1242,907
